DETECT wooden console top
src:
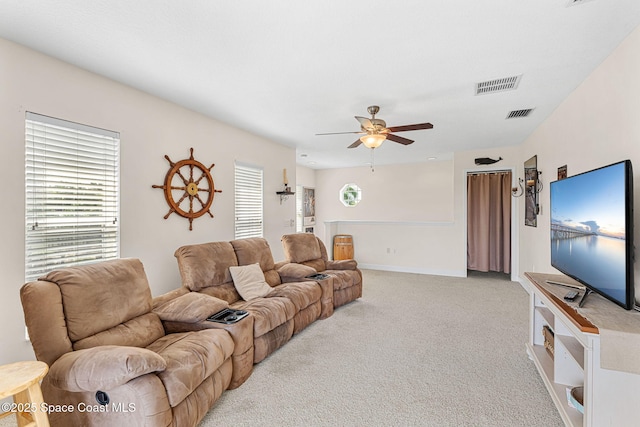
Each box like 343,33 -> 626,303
525,272 -> 598,334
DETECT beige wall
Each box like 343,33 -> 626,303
518,24 -> 640,300
316,160 -> 455,223
314,160 -> 458,275
296,165 -> 316,189
0,38 -> 297,364
313,147 -> 521,277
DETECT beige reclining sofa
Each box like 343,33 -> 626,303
20,258 -> 234,427
173,237 -> 323,364
281,233 -> 363,309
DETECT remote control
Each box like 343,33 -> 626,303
564,290 -> 579,301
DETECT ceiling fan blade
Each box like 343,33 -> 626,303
355,116 -> 373,129
348,139 -> 363,149
387,122 -> 433,132
386,133 -> 414,145
316,131 -> 363,136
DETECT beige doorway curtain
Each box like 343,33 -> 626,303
467,171 -> 511,274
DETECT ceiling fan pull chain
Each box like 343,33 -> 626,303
370,148 -> 375,172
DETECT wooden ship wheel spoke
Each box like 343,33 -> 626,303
152,147 -> 222,230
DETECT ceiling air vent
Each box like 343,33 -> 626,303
475,75 -> 522,95
506,108 -> 534,119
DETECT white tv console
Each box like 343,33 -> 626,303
525,272 -> 640,427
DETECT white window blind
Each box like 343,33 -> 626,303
234,163 -> 263,239
25,112 -> 120,282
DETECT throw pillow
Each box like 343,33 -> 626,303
229,263 -> 272,301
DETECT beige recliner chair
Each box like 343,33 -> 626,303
281,233 -> 363,308
20,258 -> 234,427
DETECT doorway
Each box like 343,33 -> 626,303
466,170 -> 512,277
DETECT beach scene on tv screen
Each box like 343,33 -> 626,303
550,162 -> 627,303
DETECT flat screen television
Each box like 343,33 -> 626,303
550,160 -> 634,310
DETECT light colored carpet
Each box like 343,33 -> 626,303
0,270 -> 563,426
198,269 -> 562,427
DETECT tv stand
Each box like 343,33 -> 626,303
545,279 -> 584,290
525,272 -> 640,426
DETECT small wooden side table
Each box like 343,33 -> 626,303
0,361 -> 49,427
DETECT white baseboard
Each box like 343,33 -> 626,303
358,263 -> 467,278
358,264 -> 530,287
517,276 -> 532,294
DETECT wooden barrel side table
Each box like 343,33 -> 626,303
333,234 -> 354,260
0,361 -> 49,427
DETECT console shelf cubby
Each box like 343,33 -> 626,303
525,272 -> 640,427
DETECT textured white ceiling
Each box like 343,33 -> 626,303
1,0 -> 639,169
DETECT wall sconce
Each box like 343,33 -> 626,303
512,173 -> 543,197
276,168 -> 294,204
512,178 -> 525,197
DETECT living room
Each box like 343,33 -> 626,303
1,2 -> 640,426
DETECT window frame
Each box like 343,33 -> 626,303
340,183 -> 362,207
234,162 -> 264,239
25,112 -> 120,282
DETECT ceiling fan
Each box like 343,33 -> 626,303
316,105 -> 434,149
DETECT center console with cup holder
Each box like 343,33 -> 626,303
207,308 -> 249,324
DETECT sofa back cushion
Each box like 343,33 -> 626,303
40,258 -> 161,345
174,241 -> 238,291
281,234 -> 325,264
231,237 -> 281,286
20,280 -> 74,367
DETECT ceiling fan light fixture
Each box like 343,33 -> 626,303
360,133 -> 386,148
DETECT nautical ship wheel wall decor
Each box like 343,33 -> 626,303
152,147 -> 222,230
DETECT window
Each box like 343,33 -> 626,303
340,183 -> 362,207
234,162 -> 263,239
25,112 -> 120,282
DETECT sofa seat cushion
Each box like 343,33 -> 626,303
324,270 -> 360,291
268,281 -> 322,312
230,297 -> 296,338
73,312 -> 165,351
146,329 -> 234,407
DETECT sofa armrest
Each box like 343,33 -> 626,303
274,260 -> 289,270
48,346 -> 166,392
325,259 -> 358,270
152,287 -> 189,310
153,292 -> 228,323
277,262 -> 317,282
